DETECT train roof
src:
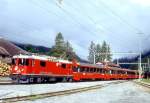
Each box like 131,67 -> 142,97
79,63 -> 104,68
79,62 -> 138,72
13,54 -> 72,64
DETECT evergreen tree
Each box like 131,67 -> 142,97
50,32 -> 66,57
65,41 -> 73,53
95,44 -> 101,63
101,41 -> 112,62
89,40 -> 112,63
88,41 -> 96,64
107,44 -> 112,61
64,41 -> 75,60
55,32 -> 65,48
101,41 -> 107,62
26,45 -> 36,53
50,33 -> 77,61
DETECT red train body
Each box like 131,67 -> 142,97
10,54 -> 139,83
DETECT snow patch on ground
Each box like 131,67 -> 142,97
0,80 -> 116,99
19,82 -> 150,103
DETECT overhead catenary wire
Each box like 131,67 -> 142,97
66,0 -> 113,34
49,0 -> 103,37
89,0 -> 144,34
30,0 -> 100,38
100,0 -> 143,34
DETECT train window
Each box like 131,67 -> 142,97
18,59 -> 22,65
25,59 -> 29,66
122,71 -> 126,74
90,68 -> 93,72
85,68 -> 87,72
99,69 -> 102,73
73,66 -> 77,72
112,70 -> 116,74
32,60 -> 35,67
96,69 -> 99,73
12,59 -> 16,65
18,59 -> 29,66
40,61 -> 46,67
80,67 -> 83,72
104,70 -> 107,74
81,67 -> 85,72
77,67 -> 80,72
106,70 -> 109,74
109,70 -> 112,74
102,70 -> 105,74
93,68 -> 96,72
61,64 -> 66,69
87,68 -> 90,72
92,68 -> 94,72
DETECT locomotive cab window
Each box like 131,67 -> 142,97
40,61 -> 46,67
61,63 -> 66,69
73,66 -> 77,72
18,58 -> 29,66
12,59 -> 16,65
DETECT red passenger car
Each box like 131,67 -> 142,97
10,54 -> 139,83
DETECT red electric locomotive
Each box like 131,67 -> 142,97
10,54 -> 74,83
10,54 -> 139,83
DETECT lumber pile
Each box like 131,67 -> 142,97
0,61 -> 10,76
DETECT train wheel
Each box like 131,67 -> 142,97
37,78 -> 42,83
62,77 -> 67,82
68,78 -> 73,82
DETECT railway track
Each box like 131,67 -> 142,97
0,80 -> 23,85
0,80 -> 127,103
134,80 -> 150,88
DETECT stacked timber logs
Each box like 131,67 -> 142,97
0,61 -> 10,76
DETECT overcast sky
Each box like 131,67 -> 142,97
0,0 -> 150,59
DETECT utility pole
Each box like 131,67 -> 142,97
93,51 -> 95,64
138,32 -> 143,81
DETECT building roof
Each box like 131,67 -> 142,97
0,38 -> 28,56
0,47 -> 10,56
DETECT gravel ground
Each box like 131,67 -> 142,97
19,81 -> 150,103
0,80 -> 116,99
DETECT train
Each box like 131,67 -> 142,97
10,54 -> 139,83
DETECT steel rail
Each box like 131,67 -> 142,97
134,81 -> 150,88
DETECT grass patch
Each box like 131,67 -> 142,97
142,79 -> 150,83
28,95 -> 43,101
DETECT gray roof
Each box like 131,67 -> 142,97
80,63 -> 104,68
0,38 -> 28,56
0,47 -> 10,56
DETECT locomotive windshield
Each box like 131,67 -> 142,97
12,59 -> 16,65
18,58 -> 29,66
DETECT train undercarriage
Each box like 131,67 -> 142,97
10,74 -> 73,83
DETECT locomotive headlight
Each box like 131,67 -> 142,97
14,66 -> 18,71
17,69 -> 21,73
21,68 -> 24,72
